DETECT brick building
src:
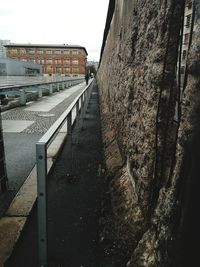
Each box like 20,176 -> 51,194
5,43 -> 88,76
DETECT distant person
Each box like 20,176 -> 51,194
85,73 -> 89,85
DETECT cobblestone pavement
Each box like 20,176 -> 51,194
2,83 -> 85,134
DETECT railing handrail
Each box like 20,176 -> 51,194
36,78 -> 93,266
0,77 -> 84,90
37,79 -> 91,147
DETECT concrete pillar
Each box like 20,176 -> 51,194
38,87 -> 43,98
49,84 -> 53,94
19,90 -> 26,105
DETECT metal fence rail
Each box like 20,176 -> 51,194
36,79 -> 93,267
0,77 -> 84,105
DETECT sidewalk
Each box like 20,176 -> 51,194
5,81 -> 106,267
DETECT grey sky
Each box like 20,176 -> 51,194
0,0 -> 109,61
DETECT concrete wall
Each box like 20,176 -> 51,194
97,0 -> 200,266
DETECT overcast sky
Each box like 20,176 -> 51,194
0,0 -> 109,61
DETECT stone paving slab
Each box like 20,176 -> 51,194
1,83 -> 85,134
25,84 -> 84,112
2,120 -> 34,133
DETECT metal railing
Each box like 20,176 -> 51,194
36,79 -> 93,267
0,77 -> 84,105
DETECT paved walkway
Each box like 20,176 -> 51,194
0,83 -> 86,217
2,83 -> 85,134
5,82 -> 108,267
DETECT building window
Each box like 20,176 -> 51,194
55,50 -> 61,54
19,48 -> 26,55
64,67 -> 70,73
63,50 -> 70,55
9,49 -> 18,55
46,50 -> 52,54
72,50 -> 79,55
28,49 -> 35,54
37,59 -> 42,64
56,67 -> 62,73
72,67 -> 79,73
64,59 -> 70,65
38,59 -> 45,64
46,65 -> 52,73
55,59 -> 62,64
72,59 -> 79,65
37,49 -> 44,54
46,59 -> 52,64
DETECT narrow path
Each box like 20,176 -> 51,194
0,83 -> 85,216
5,82 -> 107,267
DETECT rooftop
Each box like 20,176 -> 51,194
5,43 -> 88,55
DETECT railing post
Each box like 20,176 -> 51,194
67,111 -> 72,145
76,101 -> 79,119
19,89 -> 26,105
79,95 -> 84,129
49,84 -> 53,94
75,101 -> 80,130
62,82 -> 65,90
57,83 -> 60,91
38,87 -> 43,98
36,143 -> 48,267
83,91 -> 87,115
67,111 -> 72,172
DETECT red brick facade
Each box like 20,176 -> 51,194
5,44 -> 88,76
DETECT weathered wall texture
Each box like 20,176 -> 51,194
97,0 -> 200,266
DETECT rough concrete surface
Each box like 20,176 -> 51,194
97,0 -> 200,266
